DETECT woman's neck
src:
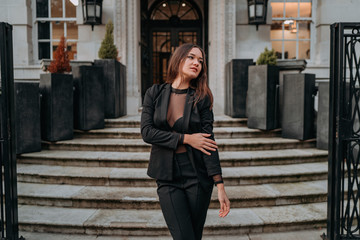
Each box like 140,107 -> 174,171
172,76 -> 190,89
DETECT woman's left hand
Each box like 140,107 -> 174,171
217,184 -> 230,218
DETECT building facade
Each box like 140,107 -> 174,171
1,0 -> 359,115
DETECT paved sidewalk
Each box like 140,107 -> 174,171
20,228 -> 326,240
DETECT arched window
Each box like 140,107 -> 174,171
150,0 -> 199,21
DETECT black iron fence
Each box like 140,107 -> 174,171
328,22 -> 360,240
0,22 -> 21,240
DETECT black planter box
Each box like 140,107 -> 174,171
40,73 -> 73,142
73,65 -> 104,130
282,74 -> 315,140
225,59 -> 254,118
94,59 -> 126,118
15,81 -> 41,154
247,65 -> 279,130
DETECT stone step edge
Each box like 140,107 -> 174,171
16,162 -> 328,187
41,138 -> 317,152
17,149 -> 328,168
18,203 -> 327,236
17,180 -> 328,209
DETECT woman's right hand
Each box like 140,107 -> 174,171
183,133 -> 218,155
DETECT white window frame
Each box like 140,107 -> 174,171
34,0 -> 77,61
270,0 -> 314,60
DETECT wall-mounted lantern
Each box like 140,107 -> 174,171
82,0 -> 103,31
247,0 -> 268,31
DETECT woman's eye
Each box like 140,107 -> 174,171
187,56 -> 193,59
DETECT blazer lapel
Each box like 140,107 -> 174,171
155,83 -> 171,130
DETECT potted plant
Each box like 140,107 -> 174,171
246,47 -> 279,130
40,35 -> 74,141
94,20 -> 127,118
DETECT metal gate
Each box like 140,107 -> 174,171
328,22 -> 360,240
0,22 -> 21,240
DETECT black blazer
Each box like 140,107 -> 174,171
141,83 -> 222,190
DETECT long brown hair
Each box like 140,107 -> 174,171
166,43 -> 213,109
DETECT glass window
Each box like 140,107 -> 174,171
36,0 -> 49,18
38,22 -> 50,39
271,0 -> 312,60
52,21 -> 64,40
51,0 -> 63,17
67,21 -> 78,39
39,42 -> 51,59
151,0 -> 199,20
36,0 -> 78,60
65,0 -> 77,17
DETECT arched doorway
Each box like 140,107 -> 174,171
140,0 -> 207,100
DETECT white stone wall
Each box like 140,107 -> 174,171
235,0 -> 272,61
304,0 -> 360,80
77,0 -> 115,61
0,0 -> 34,67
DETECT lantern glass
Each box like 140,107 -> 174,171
255,4 -> 263,18
249,4 -> 255,18
95,5 -> 101,17
87,5 -> 95,17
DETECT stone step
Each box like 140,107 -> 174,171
19,228 -> 327,240
41,137 -> 316,152
74,127 -> 281,139
17,162 -> 328,187
18,149 -> 328,168
17,180 -> 327,209
105,115 -> 247,128
18,202 -> 326,236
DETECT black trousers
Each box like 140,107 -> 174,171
156,152 -> 213,240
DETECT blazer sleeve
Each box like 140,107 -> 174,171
141,85 -> 181,150
199,96 -> 222,176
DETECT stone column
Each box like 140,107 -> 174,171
115,0 -> 141,115
208,0 -> 236,114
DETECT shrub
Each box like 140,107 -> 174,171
256,47 -> 277,66
48,35 -> 71,73
98,20 -> 118,59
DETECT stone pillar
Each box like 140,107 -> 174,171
115,0 -> 141,115
208,0 -> 236,114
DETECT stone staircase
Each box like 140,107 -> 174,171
17,115 -> 328,239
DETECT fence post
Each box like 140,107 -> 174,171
0,22 -> 20,240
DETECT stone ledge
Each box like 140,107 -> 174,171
277,59 -> 307,71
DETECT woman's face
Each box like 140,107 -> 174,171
180,47 -> 203,81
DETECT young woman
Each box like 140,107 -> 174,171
141,43 -> 230,240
